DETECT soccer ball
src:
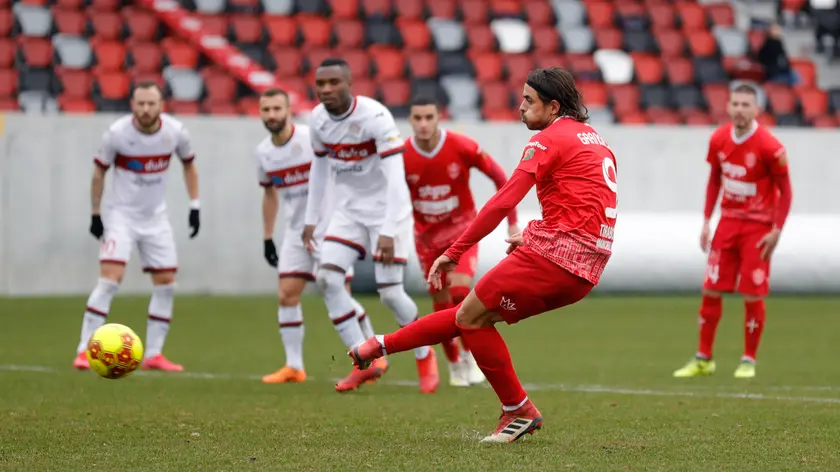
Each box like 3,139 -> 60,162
86,323 -> 144,379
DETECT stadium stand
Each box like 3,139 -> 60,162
4,0 -> 839,126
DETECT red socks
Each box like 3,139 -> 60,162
433,301 -> 461,363
383,307 -> 459,355
743,299 -> 766,361
450,286 -> 470,305
459,325 -> 527,408
697,295 -> 722,359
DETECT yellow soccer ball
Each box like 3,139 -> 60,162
86,323 -> 144,379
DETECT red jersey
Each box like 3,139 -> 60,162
705,122 -> 789,225
517,118 -> 617,284
404,129 -> 517,250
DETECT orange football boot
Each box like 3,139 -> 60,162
363,357 -> 389,384
73,351 -> 90,370
480,400 -> 543,444
335,361 -> 387,392
141,354 -> 184,372
416,348 -> 440,394
262,366 -> 307,383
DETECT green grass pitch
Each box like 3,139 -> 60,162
1,294 -> 839,471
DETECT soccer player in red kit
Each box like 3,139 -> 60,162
348,68 -> 618,444
404,96 -> 520,387
673,84 -> 792,379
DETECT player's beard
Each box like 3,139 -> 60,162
135,112 -> 160,130
263,118 -> 286,134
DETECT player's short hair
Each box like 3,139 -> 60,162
131,81 -> 163,99
318,58 -> 350,70
261,88 -> 289,100
525,67 -> 588,122
732,83 -> 759,97
409,96 -> 440,110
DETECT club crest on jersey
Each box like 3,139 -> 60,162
522,148 -> 535,161
745,152 -> 756,168
717,151 -> 726,161
407,174 -> 420,184
447,162 -> 460,179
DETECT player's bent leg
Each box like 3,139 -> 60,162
447,272 -> 485,386
142,270 -> 183,372
263,276 -> 308,384
74,262 -> 124,369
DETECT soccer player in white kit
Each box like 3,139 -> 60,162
255,89 -> 376,384
72,82 -> 199,372
302,58 -> 440,393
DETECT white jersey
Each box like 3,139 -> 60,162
94,114 -> 194,220
255,125 -> 332,240
307,96 -> 412,229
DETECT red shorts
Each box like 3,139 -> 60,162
473,245 -> 594,325
417,242 -> 478,293
703,218 -> 773,296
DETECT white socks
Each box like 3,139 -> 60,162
278,305 -> 304,370
77,278 -> 120,353
378,284 -> 429,360
145,283 -> 175,358
350,297 -> 375,338
317,269 -> 365,349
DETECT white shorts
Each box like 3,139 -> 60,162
278,238 -> 354,282
320,210 -> 412,285
99,213 -> 177,273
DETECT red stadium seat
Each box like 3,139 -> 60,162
362,0 -> 394,19
237,96 -> 260,116
394,0 -> 423,20
676,2 -> 707,32
344,78 -> 371,98
264,16 -> 298,47
790,58 -> 816,89
298,15 -> 332,48
665,57 -> 694,85
480,81 -> 510,109
577,81 -> 607,108
0,38 -> 13,68
89,12 -> 123,41
473,52 -> 503,83
811,115 -> 837,128
161,38 -> 199,68
202,68 -> 238,104
566,54 -> 600,80
798,88 -> 827,120
128,42 -> 162,73
502,53 -> 535,87
655,29 -> 687,59
764,84 -> 797,115
756,113 -> 776,127
615,2 -> 646,23
123,8 -> 159,42
406,50 -> 437,79
524,0 -> 554,27
466,25 -> 497,53
0,68 -> 17,97
54,0 -> 84,10
397,19 -> 431,50
530,26 -> 561,54
585,2 -> 615,29
608,83 -> 641,118
129,71 -> 164,89
303,48 -> 336,72
682,109 -> 714,126
427,0 -> 457,19
92,40 -> 126,73
228,0 -> 260,14
0,9 -> 11,37
380,79 -> 410,107
482,106 -> 518,122
343,49 -> 371,78
632,53 -> 664,85
274,75 -> 308,97
534,53 -> 566,70
461,0 -> 489,25
334,20 -> 365,50
270,47 -> 303,76
0,98 -> 18,110
490,0 -> 523,18
166,100 -> 200,115
95,71 -> 130,99
617,111 -> 649,125
594,28 -> 623,50
52,9 -> 87,36
18,37 -> 53,68
203,100 -> 240,115
230,15 -> 265,45
59,97 -> 96,112
199,14 -> 229,37
703,84 -> 730,116
706,3 -> 734,27
89,0 -> 120,11
646,107 -> 681,125
57,67 -> 93,99
370,47 -> 405,79
328,0 -> 360,20
687,31 -> 718,58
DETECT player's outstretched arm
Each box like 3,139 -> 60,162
444,169 -> 536,264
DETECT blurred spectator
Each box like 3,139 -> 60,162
758,24 -> 799,85
810,0 -> 840,55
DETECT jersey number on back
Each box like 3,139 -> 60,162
602,157 -> 618,219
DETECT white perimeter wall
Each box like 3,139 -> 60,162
1,113 -> 838,296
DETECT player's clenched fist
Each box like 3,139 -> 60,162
263,239 -> 278,267
188,209 -> 200,238
90,214 -> 104,240
427,254 -> 457,291
301,225 -> 316,254
376,235 -> 395,265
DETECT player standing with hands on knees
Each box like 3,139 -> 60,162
348,67 -> 619,443
673,84 -> 793,379
73,82 -> 199,372
404,96 -> 520,387
302,58 -> 439,394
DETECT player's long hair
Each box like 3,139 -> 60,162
526,67 -> 589,122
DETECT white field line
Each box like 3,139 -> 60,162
2,364 -> 840,404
